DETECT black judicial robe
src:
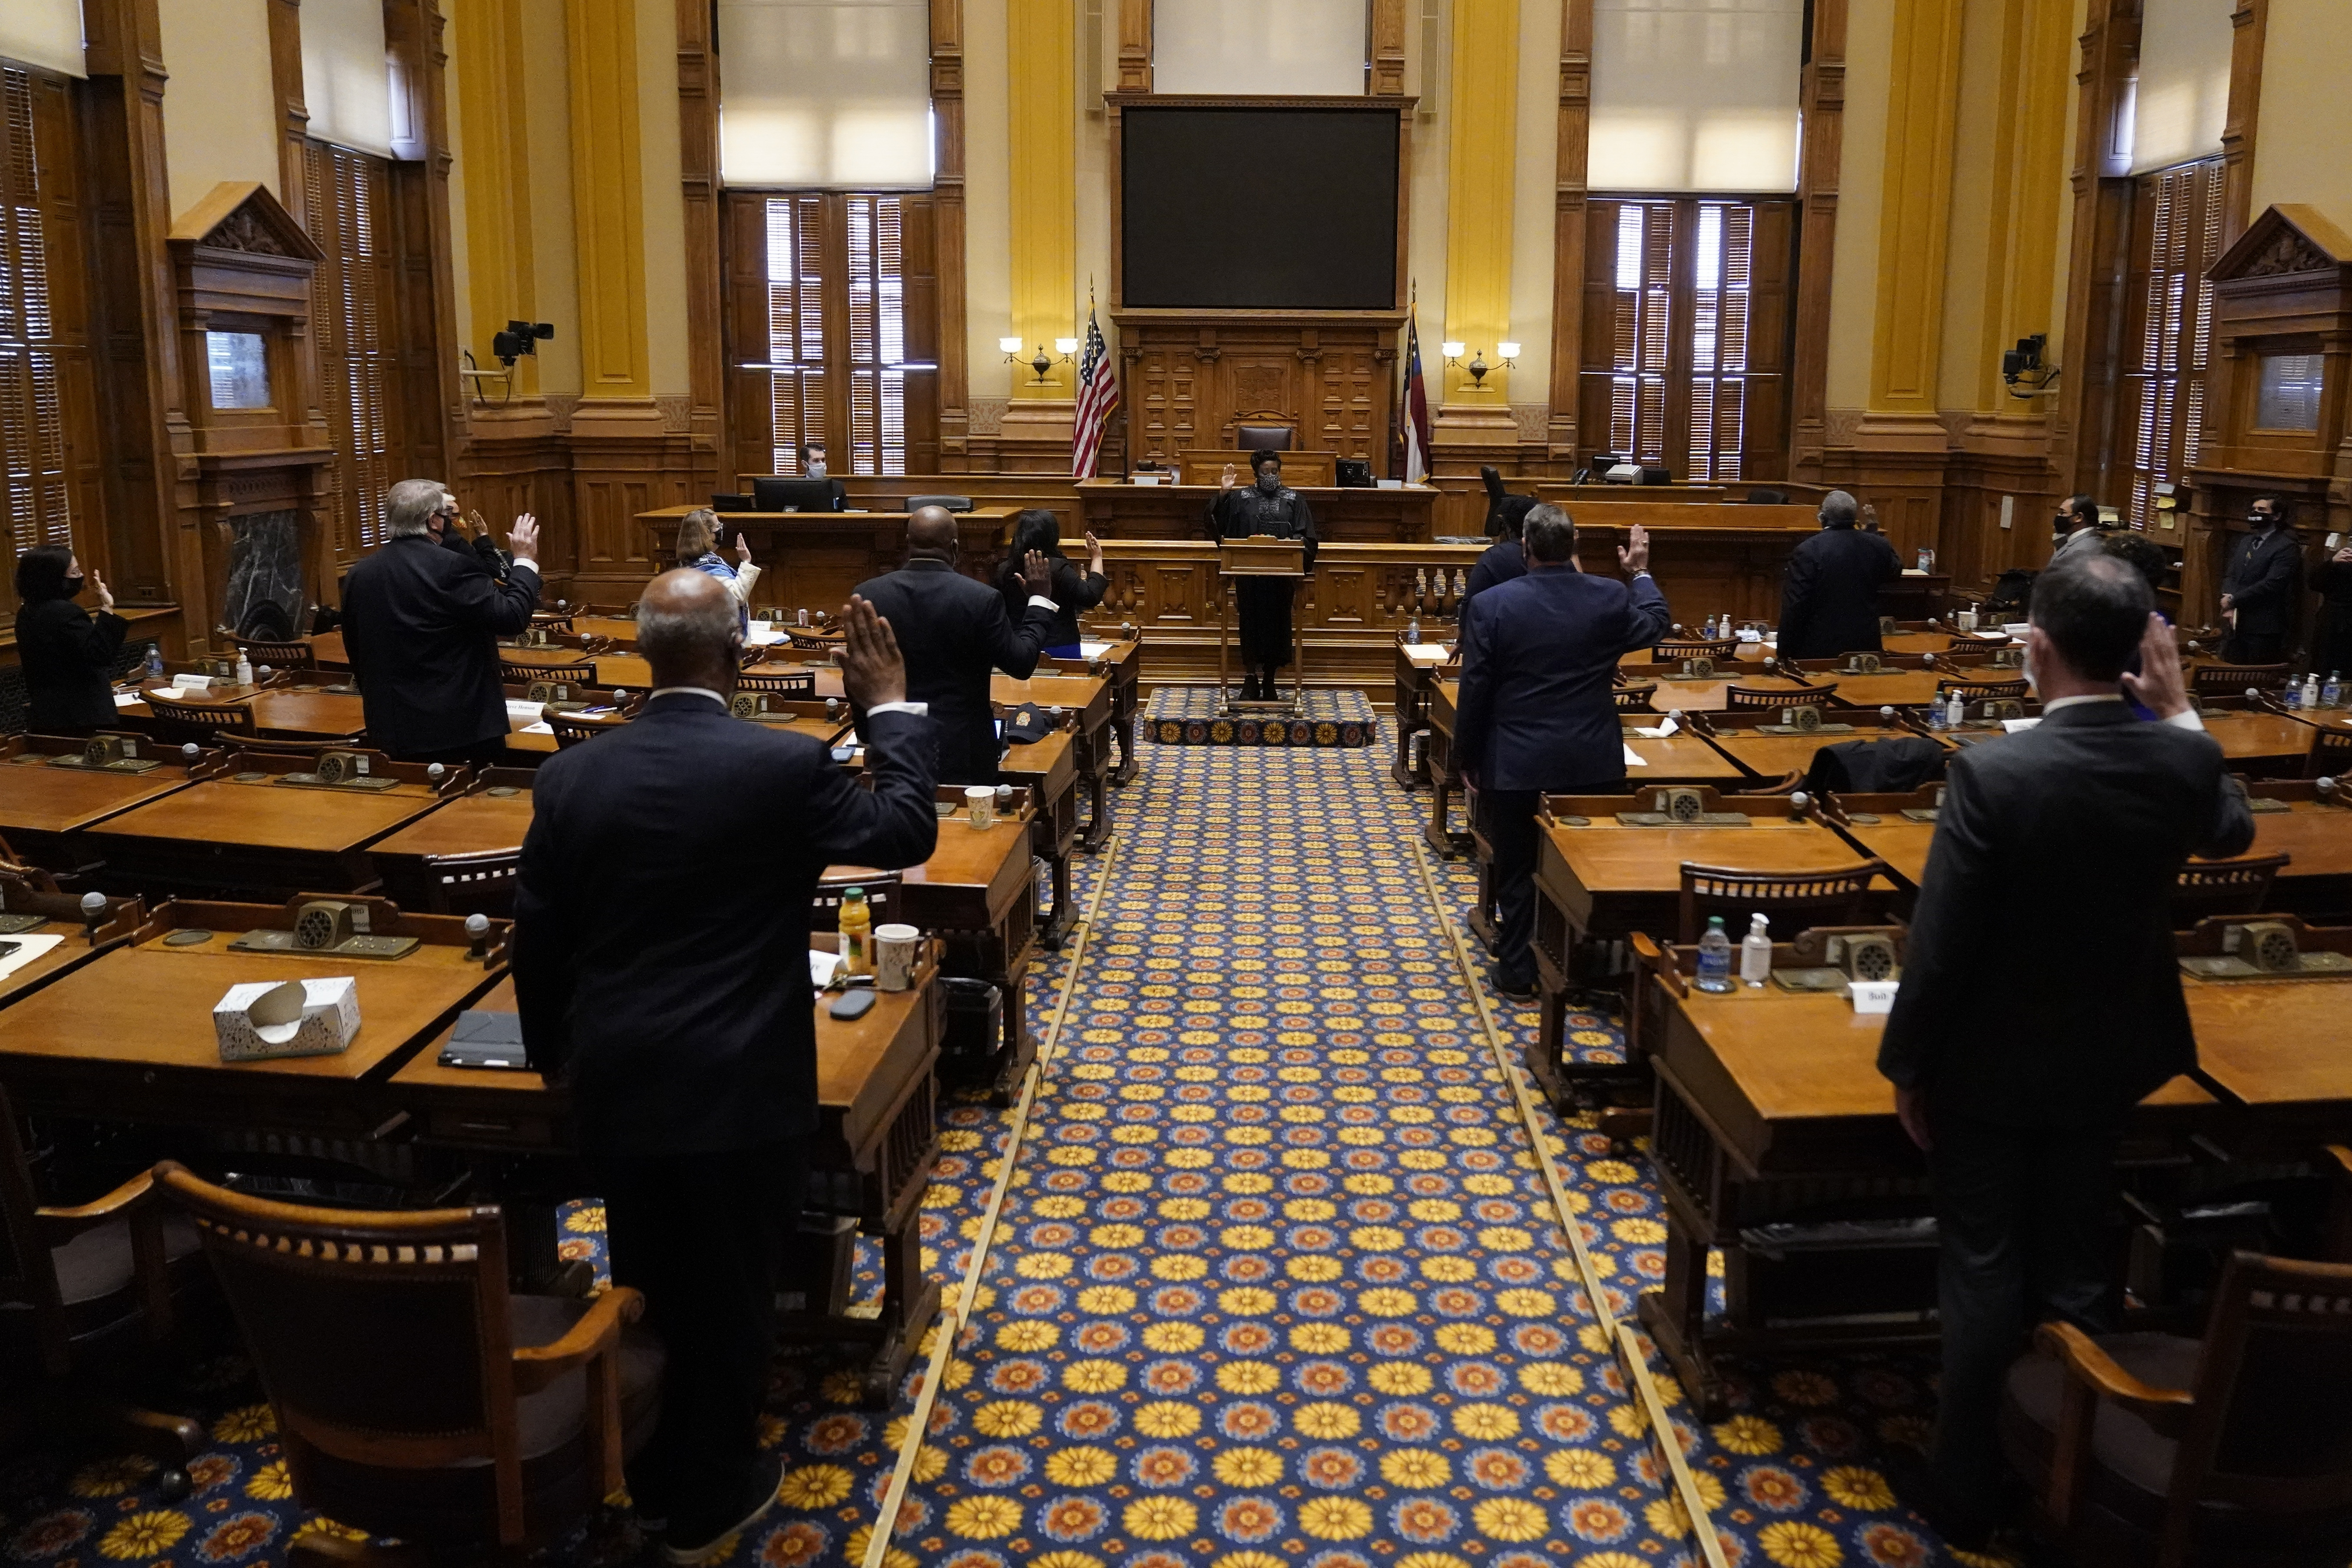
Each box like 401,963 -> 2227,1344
1206,484 -> 1319,667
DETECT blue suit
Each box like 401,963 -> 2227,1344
1453,565 -> 1672,989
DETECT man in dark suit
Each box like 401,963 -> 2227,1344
1453,506 -> 1670,998
1777,489 -> 1903,659
513,571 -> 937,1563
2219,492 -> 2303,665
852,507 -> 1057,784
1462,494 -> 1534,609
341,478 -> 542,763
1878,551 -> 2253,1546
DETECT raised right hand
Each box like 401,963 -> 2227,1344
507,513 -> 541,560
839,594 -> 907,709
1220,464 -> 1238,492
1617,523 -> 1651,575
89,570 -> 113,613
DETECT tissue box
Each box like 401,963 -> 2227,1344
215,977 -> 360,1061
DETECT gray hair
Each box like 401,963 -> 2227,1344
636,577 -> 740,669
675,507 -> 719,561
1819,490 -> 1859,528
1522,503 -> 1576,564
385,478 -> 449,539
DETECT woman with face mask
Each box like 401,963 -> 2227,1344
13,544 -> 127,735
1206,449 -> 1319,702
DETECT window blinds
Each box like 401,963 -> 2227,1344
301,0 -> 394,158
0,0 -> 85,79
1588,0 -> 1802,194
2129,0 -> 2231,175
1153,0 -> 1367,96
718,0 -> 934,189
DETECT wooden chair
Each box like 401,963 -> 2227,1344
1726,683 -> 1837,712
2001,1250 -> 2352,1568
736,667 -> 818,696
1653,636 -> 1740,662
417,849 -> 522,918
0,1086 -> 205,1487
547,713 -> 614,749
2309,727 -> 2351,782
1677,859 -> 1888,942
229,634 -> 317,670
1936,676 -> 2031,703
140,693 -> 259,748
810,870 -> 902,934
499,658 -> 596,686
152,1163 -> 660,1561
2171,854 -> 2290,924
2190,662 -> 2293,699
1613,685 -> 1657,713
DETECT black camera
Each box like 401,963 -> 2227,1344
493,320 -> 555,366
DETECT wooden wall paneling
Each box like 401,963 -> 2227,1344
267,0 -> 309,229
1112,317 -> 1403,469
2219,0 -> 2266,249
80,0 -> 194,626
1116,0 -> 1152,93
676,0 -> 724,493
720,191 -> 775,484
899,195 -> 944,474
1787,0 -> 1845,479
2054,0 -> 2137,501
389,0 -> 460,491
571,435 -> 695,602
1546,0 -> 1591,469
932,0 -> 970,470
1371,0 -> 1408,95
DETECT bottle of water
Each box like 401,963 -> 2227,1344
1740,912 -> 1772,988
2284,676 -> 2305,710
2327,671 -> 2345,709
2304,673 -> 2322,710
143,645 -> 164,683
1927,695 -> 1948,731
1696,917 -> 1735,994
1406,614 -> 1421,645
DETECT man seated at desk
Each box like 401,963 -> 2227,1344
342,478 -> 542,765
1453,507 -> 1667,999
798,441 -> 848,511
1207,449 -> 1318,702
513,570 -> 937,1563
854,507 -> 1057,786
1777,489 -> 1901,659
1876,551 -> 2253,1548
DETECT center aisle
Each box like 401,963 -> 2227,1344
884,730 -> 1699,1568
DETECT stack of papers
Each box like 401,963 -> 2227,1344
1623,744 -> 1649,766
1403,644 -> 1453,661
1631,714 -> 1680,739
1078,640 -> 1114,658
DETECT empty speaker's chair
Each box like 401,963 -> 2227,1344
903,494 -> 974,513
1235,425 -> 1295,453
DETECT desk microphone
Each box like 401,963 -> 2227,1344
465,912 -> 492,962
1789,791 -> 1813,822
426,763 -> 446,786
1880,706 -> 1895,719
256,666 -> 272,682
181,743 -> 200,764
2319,776 -> 2339,803
80,891 -> 107,945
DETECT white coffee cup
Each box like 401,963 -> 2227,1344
875,924 -> 920,992
1955,608 -> 1978,631
965,784 -> 995,829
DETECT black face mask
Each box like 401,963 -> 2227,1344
64,574 -> 84,595
1255,472 -> 1281,495
2249,510 -> 2275,527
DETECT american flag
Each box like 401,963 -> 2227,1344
1401,297 -> 1433,485
1071,299 -> 1119,479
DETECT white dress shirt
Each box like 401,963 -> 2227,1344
649,686 -> 927,718
2041,691 -> 2204,731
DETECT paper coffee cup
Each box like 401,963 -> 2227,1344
965,784 -> 995,829
875,924 -> 920,992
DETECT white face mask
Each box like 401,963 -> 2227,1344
806,456 -> 827,477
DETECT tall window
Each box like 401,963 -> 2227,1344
305,141 -> 398,554
1580,196 -> 1792,482
726,192 -> 937,479
2119,158 -> 2224,529
0,63 -> 89,580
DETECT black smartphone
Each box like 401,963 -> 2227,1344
827,988 -> 877,1021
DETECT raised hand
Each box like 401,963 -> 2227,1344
507,513 -> 541,560
1084,530 -> 1104,575
89,570 -> 113,613
1617,523 -> 1652,576
2118,610 -> 2190,719
1220,464 -> 1238,492
1020,549 -> 1055,599
838,593 -> 907,709
734,531 -> 754,564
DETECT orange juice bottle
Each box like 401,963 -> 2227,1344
838,887 -> 872,977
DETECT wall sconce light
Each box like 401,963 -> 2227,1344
999,336 -> 1024,362
1017,339 -> 1076,387
1496,341 -> 1521,368
1440,340 -> 1467,365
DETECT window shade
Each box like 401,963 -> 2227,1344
1589,0 -> 1802,193
718,0 -> 933,189
0,0 -> 83,78
301,0 -> 393,158
1153,0 -> 1367,96
2130,0 -> 2231,175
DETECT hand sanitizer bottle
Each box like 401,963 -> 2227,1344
235,653 -> 254,688
1947,690 -> 1968,729
1696,917 -> 1735,994
1740,913 -> 1772,988
2303,672 -> 2322,710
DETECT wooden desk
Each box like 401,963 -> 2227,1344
1391,643 -> 1455,790
1424,681 -> 1472,858
994,671 -> 1113,852
2200,711 -> 2322,773
1617,666 -> 1817,715
865,811 -> 1036,1104
1052,637 -> 1144,786
1831,812 -> 1937,891
0,736 -> 222,872
1000,729 -> 1080,949
1696,710 -> 1948,784
1814,668 -> 1964,709
84,758 -> 461,898
2183,974 -> 2352,1144
1074,477 -> 1439,545
0,883 -> 142,1008
1522,501 -> 1820,630
309,630 -> 350,670
631,508 -> 1016,622
390,966 -> 944,1406
0,900 -> 504,1140
1643,937 -> 2215,1414
368,778 -> 538,911
2219,796 -> 2352,920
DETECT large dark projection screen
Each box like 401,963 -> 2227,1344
1121,106 -> 1400,310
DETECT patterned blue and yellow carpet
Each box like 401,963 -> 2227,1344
0,701 -> 1993,1568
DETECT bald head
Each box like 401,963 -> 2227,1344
637,567 -> 742,692
906,507 -> 960,562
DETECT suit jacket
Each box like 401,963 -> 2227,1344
1878,700 -> 2254,1127
1778,524 -> 1903,660
851,557 -> 1056,784
1463,540 -> 1526,607
14,599 -> 127,733
2220,525 -> 2304,636
997,556 -> 1106,649
513,696 -> 939,1155
342,534 -> 540,756
1453,567 -> 1673,793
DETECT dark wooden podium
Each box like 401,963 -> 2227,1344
1218,538 -> 1307,715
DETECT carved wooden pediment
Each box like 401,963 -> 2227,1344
2210,204 -> 2352,284
167,182 -> 327,265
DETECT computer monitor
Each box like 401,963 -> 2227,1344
1335,458 -> 1373,488
752,476 -> 841,513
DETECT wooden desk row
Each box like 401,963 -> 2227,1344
0,890 -> 944,1404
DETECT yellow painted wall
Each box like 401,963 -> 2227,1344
1825,0 -> 1897,413
156,0 -> 279,216
521,0 -> 582,397
2250,0 -> 2352,232
1506,0 -> 1560,417
1007,0 -> 1075,400
635,0 -> 689,399
1441,0 -> 1518,408
965,0 -> 1014,400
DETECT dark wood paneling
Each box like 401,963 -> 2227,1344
1112,316 -> 1403,469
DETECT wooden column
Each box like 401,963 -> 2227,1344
1371,0 -> 1408,95
458,0 -> 540,397
2219,0 -> 2267,248
564,0 -> 651,409
1116,0 -> 1151,93
267,0 -> 309,229
935,0 -> 972,469
1545,0 -> 1590,470
1436,0 -> 1519,458
1787,0 -> 1846,478
2052,0 -> 2137,501
675,0 -> 722,488
1866,0 -> 1963,424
